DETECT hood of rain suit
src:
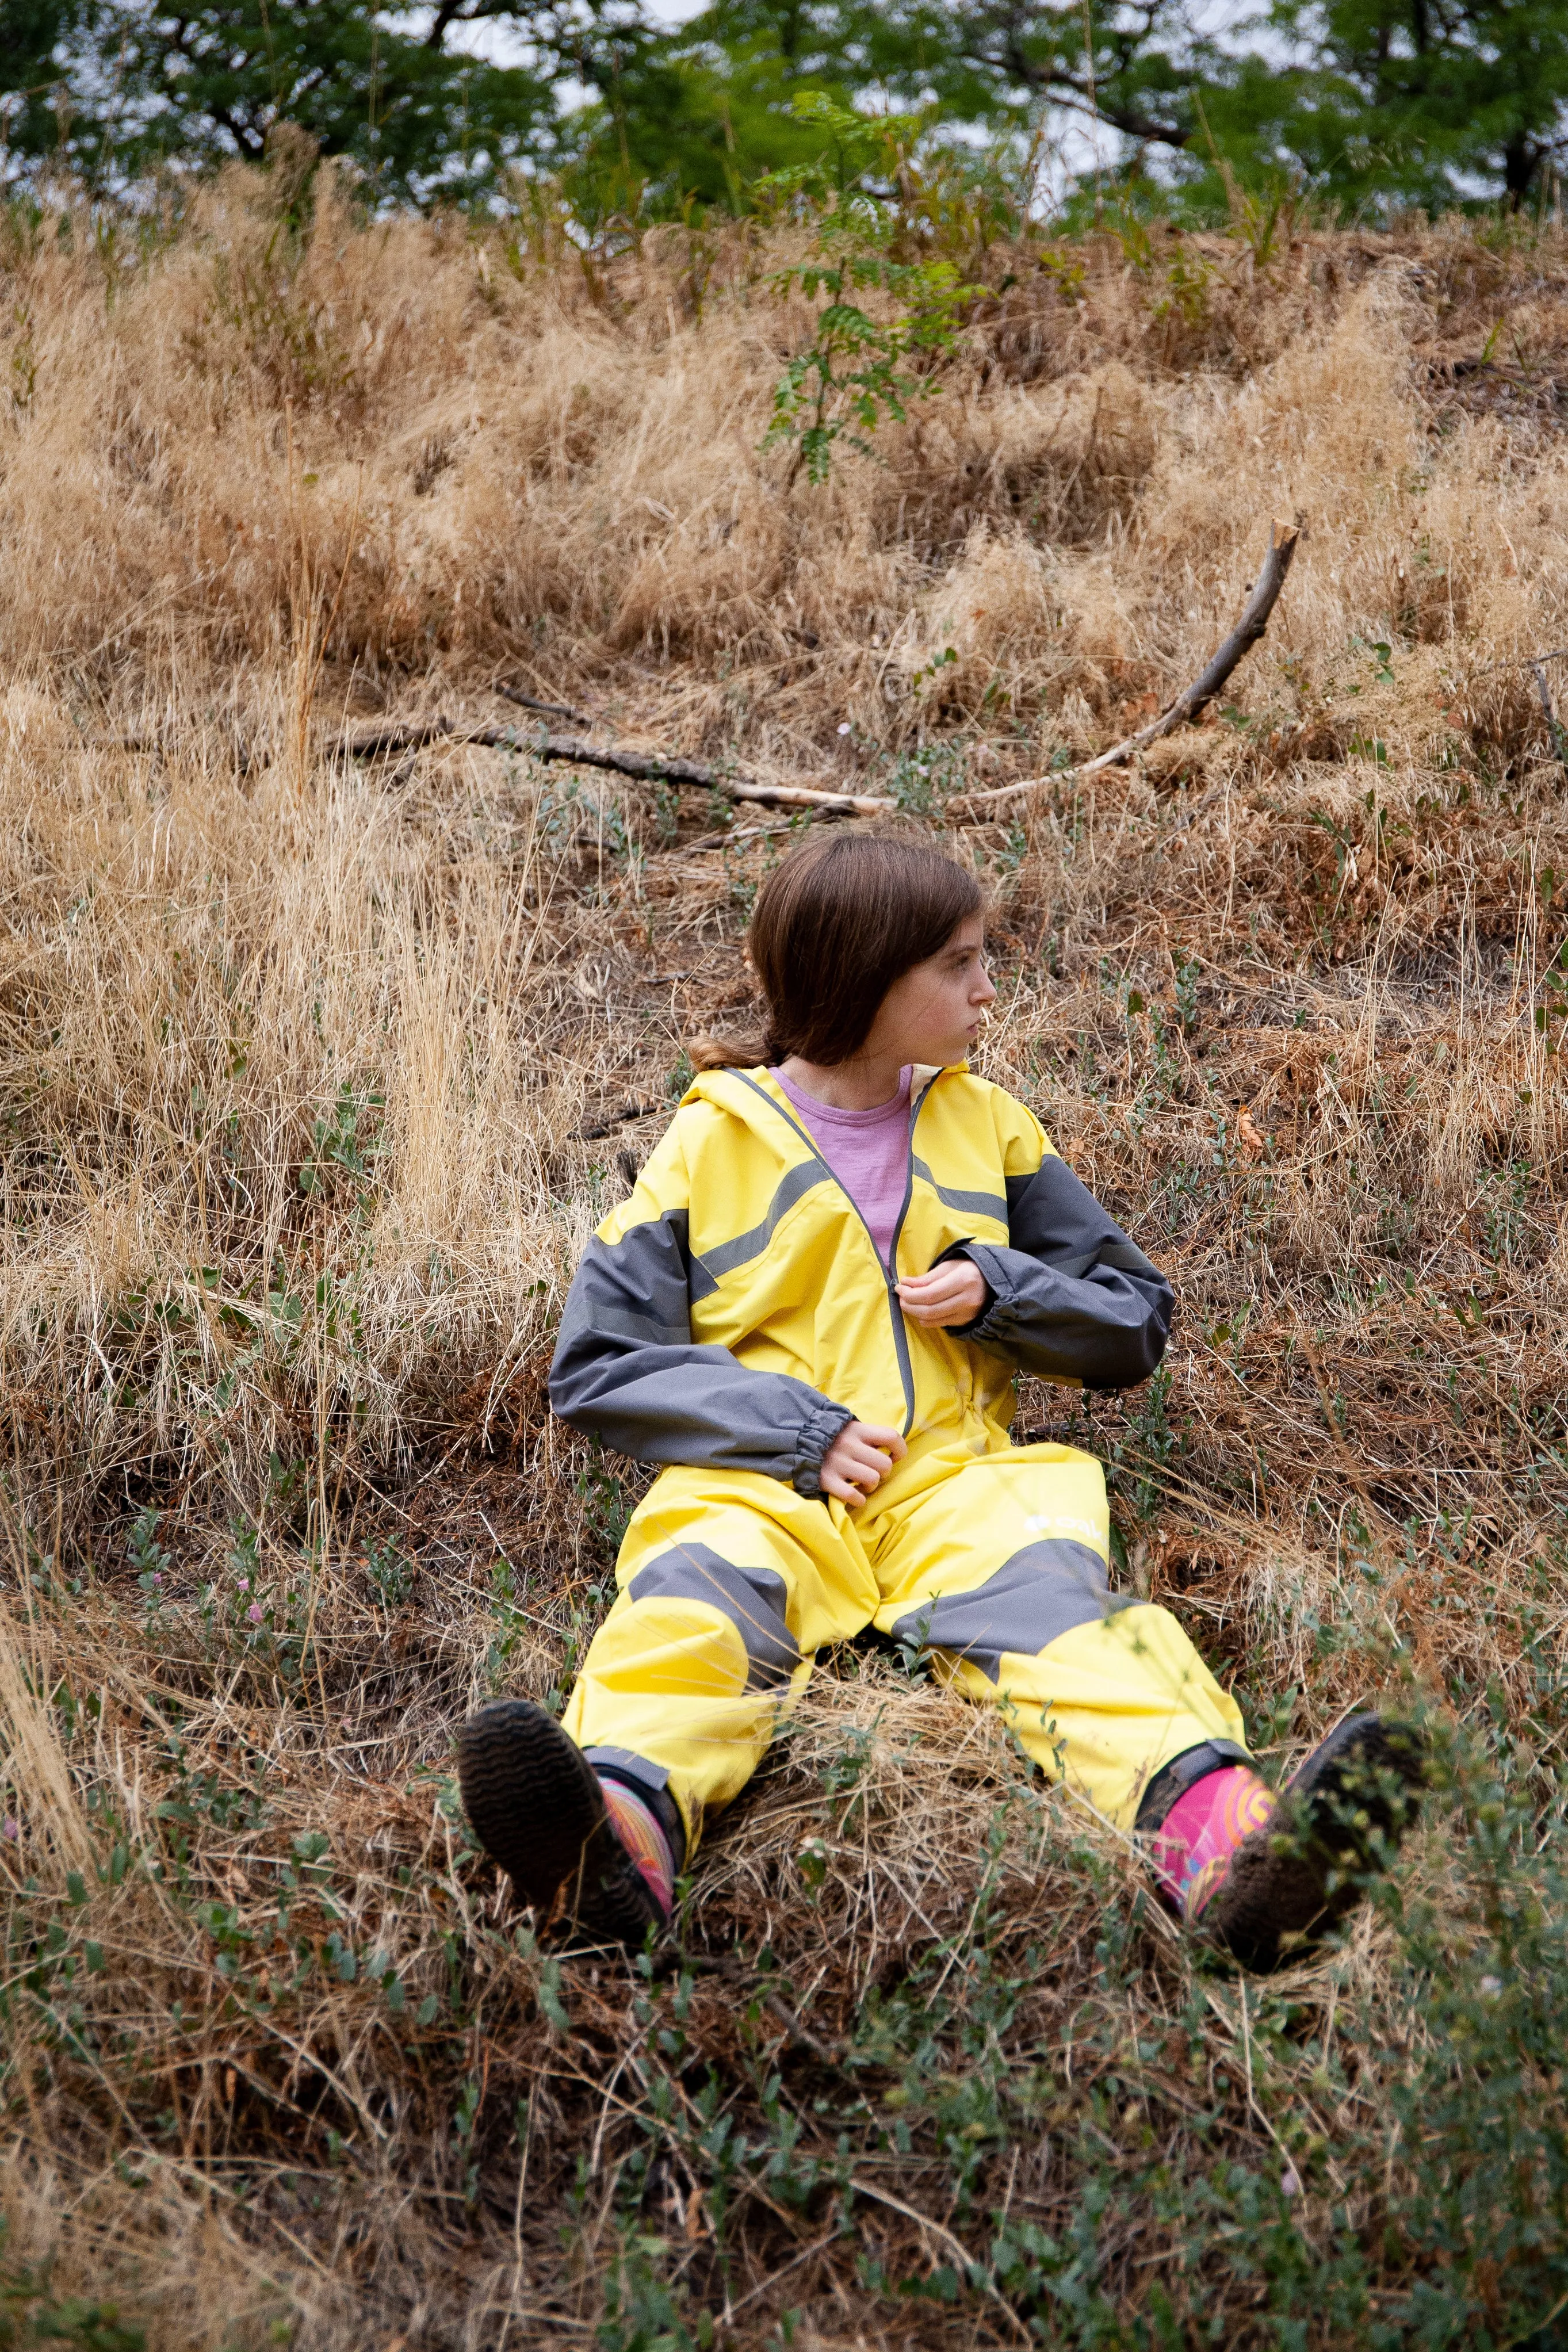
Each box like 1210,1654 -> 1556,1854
549,1064 -> 1172,1496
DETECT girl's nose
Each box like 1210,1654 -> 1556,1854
974,964 -> 997,1006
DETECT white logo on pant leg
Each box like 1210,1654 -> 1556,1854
1022,1513 -> 1106,1550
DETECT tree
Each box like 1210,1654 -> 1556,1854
557,0 -> 1216,218
862,0 -> 1568,212
1257,0 -> 1568,209
558,21 -> 863,216
0,0 -> 90,176
0,0 -> 628,199
7,0 -> 1568,215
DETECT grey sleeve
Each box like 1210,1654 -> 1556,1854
944,1155 -> 1173,1390
548,1212 -> 854,1494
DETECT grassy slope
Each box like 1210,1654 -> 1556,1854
1,165 -> 1567,2346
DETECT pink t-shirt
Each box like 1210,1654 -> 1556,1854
773,1065 -> 912,1269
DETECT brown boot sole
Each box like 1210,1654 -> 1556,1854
457,1698 -> 666,1950
1203,1714 -> 1427,1972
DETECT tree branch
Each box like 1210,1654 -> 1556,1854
980,22 -> 1188,146
340,717 -> 893,816
115,529 -> 1299,829
953,518 -> 1301,817
335,524 -> 1298,828
424,0 -> 466,47
493,682 -> 595,726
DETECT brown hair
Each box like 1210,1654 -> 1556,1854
689,832 -> 982,1072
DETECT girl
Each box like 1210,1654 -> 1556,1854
460,835 -> 1424,1969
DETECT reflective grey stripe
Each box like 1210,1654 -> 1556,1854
690,1159 -> 832,1298
891,1538 -> 1125,1684
912,1157 -> 1008,1225
590,1303 -> 693,1348
626,1545 -> 800,1691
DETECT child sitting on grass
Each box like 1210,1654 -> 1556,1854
460,833 -> 1425,1968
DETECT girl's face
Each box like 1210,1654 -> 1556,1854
861,915 -> 996,1068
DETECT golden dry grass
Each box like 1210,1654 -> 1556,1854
2,163 -> 1568,2346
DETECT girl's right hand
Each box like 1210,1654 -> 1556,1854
819,1421 -> 907,1506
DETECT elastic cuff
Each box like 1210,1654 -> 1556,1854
1133,1739 -> 1255,1833
966,1305 -> 1014,1347
791,1399 -> 855,1497
946,1241 -> 1015,1343
588,1749 -> 688,1872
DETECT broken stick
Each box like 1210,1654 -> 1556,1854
492,682 -> 595,725
338,521 -> 1299,827
341,716 -> 891,816
573,1099 -> 663,1141
954,519 -> 1302,816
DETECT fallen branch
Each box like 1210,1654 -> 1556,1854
342,716 -> 891,815
521,732 -> 887,813
338,519 -> 1299,828
573,1099 -> 662,1141
342,717 -> 460,759
1468,647 -> 1568,675
954,518 -> 1302,817
494,682 -> 595,725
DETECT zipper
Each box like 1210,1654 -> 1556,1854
888,1073 -> 940,1437
731,1068 -> 942,1437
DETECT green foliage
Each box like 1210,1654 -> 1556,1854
297,1081 -> 383,1199
556,21 -> 866,219
7,0 -> 1568,212
364,1536 -> 414,1611
597,2229 -> 702,2351
760,97 -> 978,484
125,1508 -> 170,1613
1238,0 -> 1568,212
0,0 -> 568,202
0,2222 -> 145,2352
880,738 -> 969,813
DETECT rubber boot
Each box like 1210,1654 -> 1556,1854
458,1697 -> 670,1949
1200,1714 -> 1427,1970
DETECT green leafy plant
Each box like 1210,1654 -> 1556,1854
298,1081 -> 383,1199
126,1507 -> 170,1614
760,98 -> 978,488
0,2221 -> 146,2351
365,1536 -> 414,1611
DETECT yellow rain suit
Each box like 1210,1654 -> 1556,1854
550,1064 -> 1248,1856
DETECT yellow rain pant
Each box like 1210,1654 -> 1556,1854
563,1439 -> 1247,1857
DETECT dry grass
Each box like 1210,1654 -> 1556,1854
2,166 -> 1568,2346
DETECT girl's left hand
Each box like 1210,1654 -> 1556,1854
896,1259 -> 989,1329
